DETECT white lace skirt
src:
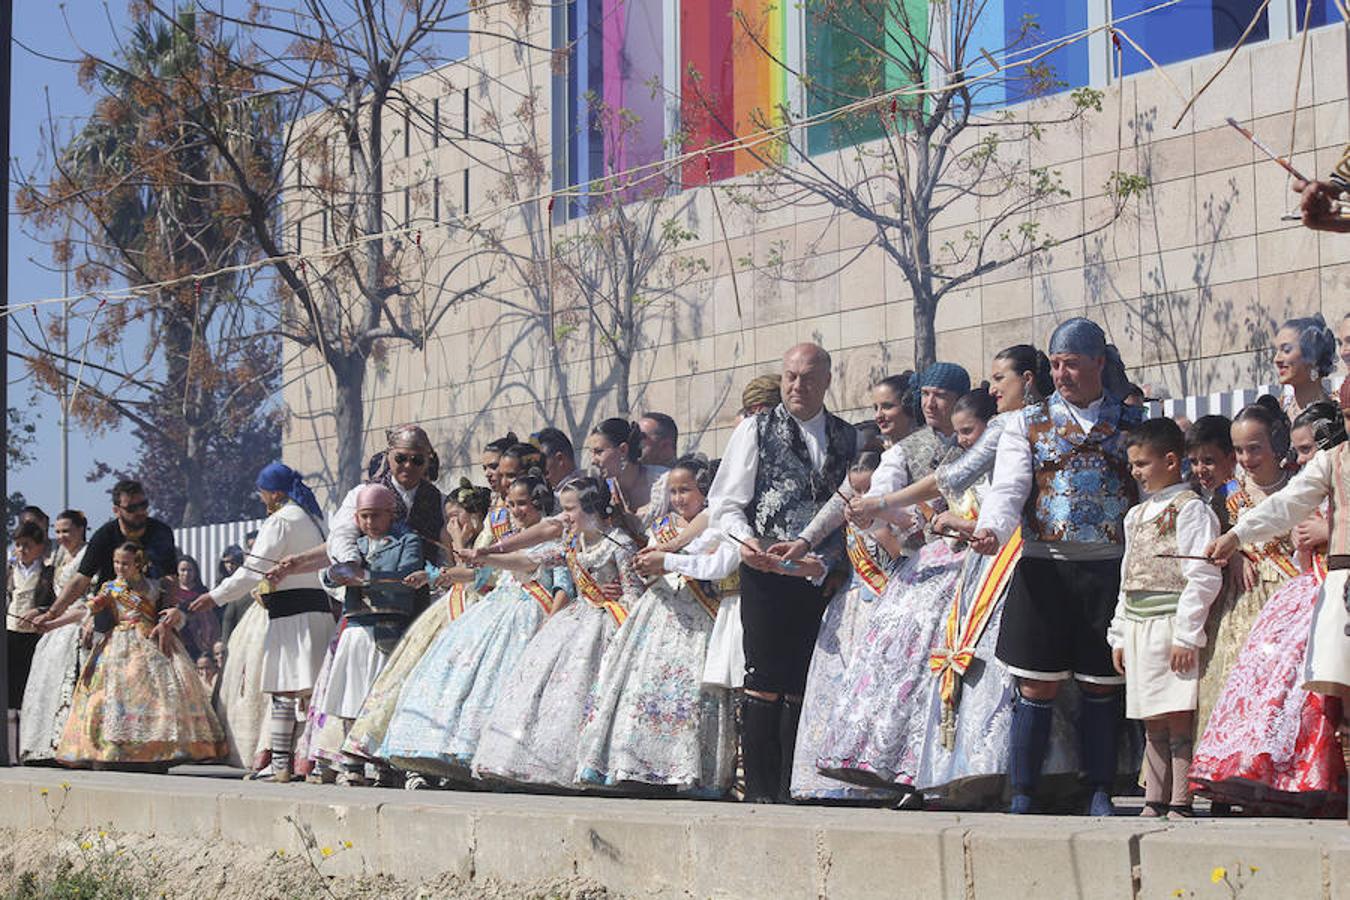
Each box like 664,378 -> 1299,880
1303,569 -> 1350,699
321,624 -> 386,719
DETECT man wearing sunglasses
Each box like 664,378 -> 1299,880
31,479 -> 180,629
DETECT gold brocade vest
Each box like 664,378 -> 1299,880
1328,443 -> 1350,557
1227,473 -> 1298,581
1120,490 -> 1198,594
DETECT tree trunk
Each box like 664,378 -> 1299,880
179,423 -> 207,527
913,294 -> 937,372
615,353 -> 631,418
332,355 -> 367,502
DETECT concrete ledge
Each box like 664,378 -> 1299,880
1,768 -> 1347,899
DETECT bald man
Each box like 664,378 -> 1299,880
707,343 -> 857,802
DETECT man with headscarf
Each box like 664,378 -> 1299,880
707,343 -> 857,802
189,462 -> 336,781
328,425 -> 446,568
970,317 -> 1144,816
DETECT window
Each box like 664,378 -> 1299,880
294,221 -> 302,254
1301,0 -> 1342,29
964,1 -> 1090,108
1111,0 -> 1269,77
462,88 -> 470,138
462,169 -> 470,215
433,176 -> 441,223
403,186 -> 411,229
804,1 -> 928,156
433,97 -> 440,148
403,105 -> 411,157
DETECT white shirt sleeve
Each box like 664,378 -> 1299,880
1230,449 -> 1333,547
975,413 -> 1033,543
326,486 -> 362,563
1172,498 -> 1223,649
212,514 -> 285,606
707,417 -> 760,542
1106,507 -> 1137,651
865,443 -> 911,498
663,529 -> 742,580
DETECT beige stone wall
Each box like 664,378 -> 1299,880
282,9 -> 1350,504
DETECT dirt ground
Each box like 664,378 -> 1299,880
0,826 -> 615,900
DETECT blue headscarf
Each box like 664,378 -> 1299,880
918,362 -> 971,396
256,463 -> 323,520
1048,317 -> 1107,358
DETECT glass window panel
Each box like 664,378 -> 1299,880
1112,0 -> 1268,77
1301,0 -> 1342,29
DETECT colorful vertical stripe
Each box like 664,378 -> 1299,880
680,0 -> 789,183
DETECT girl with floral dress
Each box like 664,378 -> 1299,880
472,477 -> 644,790
57,543 -> 226,769
381,474 -> 571,779
576,455 -> 739,795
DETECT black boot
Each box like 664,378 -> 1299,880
1007,693 -> 1054,814
1079,691 -> 1123,817
741,694 -> 782,803
777,697 -> 803,803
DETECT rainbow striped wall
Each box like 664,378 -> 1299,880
679,0 -> 790,183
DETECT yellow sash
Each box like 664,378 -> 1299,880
845,525 -> 889,595
566,539 -> 627,627
652,515 -> 681,545
522,580 -> 555,615
683,577 -> 720,619
445,583 -> 467,621
929,527 -> 1023,749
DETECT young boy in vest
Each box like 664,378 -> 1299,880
1108,418 -> 1223,819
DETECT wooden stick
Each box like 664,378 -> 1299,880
1155,553 -> 1214,561
1225,117 -> 1310,182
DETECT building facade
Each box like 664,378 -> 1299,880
281,1 -> 1350,502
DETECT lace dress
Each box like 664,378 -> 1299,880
1190,563 -> 1347,816
19,546 -> 88,764
380,556 -> 569,777
1195,472 -> 1296,735
472,530 -> 642,789
574,525 -> 737,793
57,579 -> 226,766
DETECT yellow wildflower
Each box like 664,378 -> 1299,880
98,831 -> 107,839
1172,891 -> 1185,898
1211,867 -> 1227,884
39,789 -> 48,797
79,841 -> 92,851
276,849 -> 286,859
341,840 -> 353,850
60,782 -> 70,790
1249,866 -> 1260,875
320,847 -> 333,858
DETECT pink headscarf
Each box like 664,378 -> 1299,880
355,483 -> 398,520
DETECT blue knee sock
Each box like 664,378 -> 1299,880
1008,694 -> 1054,798
1078,691 -> 1122,790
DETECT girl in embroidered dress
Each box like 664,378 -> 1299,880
381,474 -> 571,779
1195,398 -> 1300,736
1197,393 -> 1350,817
576,455 -> 740,794
789,449 -> 898,802
814,383 -> 993,798
21,510 -> 89,764
340,481 -> 493,774
472,477 -> 644,791
58,543 -> 226,769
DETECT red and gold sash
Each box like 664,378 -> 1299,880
683,577 -> 720,619
489,505 -> 513,541
522,580 -> 555,615
845,525 -> 889,595
565,539 -> 627,627
652,515 -> 680,545
929,527 -> 1024,748
445,583 -> 467,621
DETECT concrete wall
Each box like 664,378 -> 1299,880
280,6 -> 1350,503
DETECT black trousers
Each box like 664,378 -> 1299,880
739,564 -> 829,695
7,630 -> 41,709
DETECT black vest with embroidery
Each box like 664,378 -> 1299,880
746,405 -> 857,548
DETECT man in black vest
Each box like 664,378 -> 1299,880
708,343 -> 857,802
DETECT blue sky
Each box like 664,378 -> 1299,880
8,0 -> 127,522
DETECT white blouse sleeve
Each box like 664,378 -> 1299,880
326,486 -> 362,563
663,530 -> 741,580
707,417 -> 760,542
1172,499 -> 1223,649
211,515 -> 285,606
1230,449 -> 1334,547
975,413 -> 1033,543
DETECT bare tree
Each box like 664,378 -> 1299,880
692,0 -> 1148,369
74,1 -> 532,495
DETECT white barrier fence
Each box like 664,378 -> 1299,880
174,518 -> 266,588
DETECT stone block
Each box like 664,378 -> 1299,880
964,819 -> 1156,900
686,815 -> 819,900
375,802 -> 474,883
818,820 -> 958,900
472,808 -> 579,885
1137,822 -> 1331,900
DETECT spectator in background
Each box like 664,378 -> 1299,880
638,412 -> 679,468
532,427 -> 582,496
175,555 -> 219,661
197,653 -> 220,693
7,521 -> 55,710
